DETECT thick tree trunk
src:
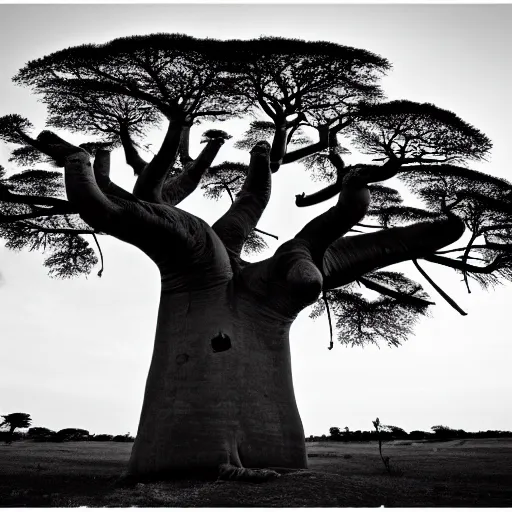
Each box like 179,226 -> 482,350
127,283 -> 307,479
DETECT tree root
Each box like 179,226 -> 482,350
218,463 -> 281,482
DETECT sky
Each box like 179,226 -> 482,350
1,3 -> 512,438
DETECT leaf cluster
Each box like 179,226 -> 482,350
351,101 -> 492,163
15,33 -> 243,121
310,271 -> 430,348
2,169 -> 64,197
242,230 -> 269,256
225,37 -> 390,122
201,161 -> 248,200
0,413 -> 32,430
0,214 -> 97,278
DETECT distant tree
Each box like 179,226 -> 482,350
431,425 -> 456,439
55,428 -> 90,442
372,418 -> 392,473
91,434 -> 114,442
329,427 -> 343,440
409,430 -> 430,440
0,412 -> 32,444
387,425 -> 408,439
27,426 -> 56,441
0,32 -> 510,481
113,433 -> 135,442
430,425 -> 455,437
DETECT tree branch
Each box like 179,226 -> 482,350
33,131 -> 122,227
423,253 -> 504,274
162,136 -> 226,206
296,158 -> 400,207
295,152 -> 347,207
0,187 -> 72,210
178,124 -> 193,166
133,119 -> 183,202
283,121 -> 346,164
20,220 -> 94,235
212,141 -> 272,257
92,232 -> 104,277
294,169 -> 371,268
119,124 -> 147,176
254,227 -> 278,240
0,208 -> 73,224
322,213 -> 465,291
93,149 -> 138,201
358,276 -> 435,308
269,120 -> 288,173
412,259 -> 467,315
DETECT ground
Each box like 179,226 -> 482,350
1,438 -> 511,507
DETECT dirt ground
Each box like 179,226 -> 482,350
1,438 -> 511,507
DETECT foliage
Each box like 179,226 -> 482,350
113,433 -> 135,442
0,412 -> 32,431
329,427 -> 343,440
201,161 -> 248,200
27,427 -> 56,441
14,34 -> 242,121
91,434 -> 114,441
2,169 -> 64,197
242,230 -> 268,256
54,428 -> 90,441
310,272 -> 430,347
0,114 -> 33,144
47,90 -> 161,146
0,32 -> 509,350
225,37 -> 390,123
0,413 -> 32,443
0,217 -> 97,279
351,100 -> 492,163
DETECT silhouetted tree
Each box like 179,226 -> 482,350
329,427 -> 343,440
387,425 -> 408,439
372,417 -> 392,473
55,428 -> 90,441
0,412 -> 32,443
431,425 -> 456,439
409,430 -> 430,440
27,426 -> 56,441
91,434 -> 114,442
0,33 -> 510,480
113,433 -> 135,442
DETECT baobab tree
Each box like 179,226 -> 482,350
1,34 -> 511,480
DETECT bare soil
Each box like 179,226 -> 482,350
1,438 -> 511,507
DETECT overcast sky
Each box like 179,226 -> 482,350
1,4 -> 512,438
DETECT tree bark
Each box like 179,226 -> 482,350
127,282 -> 307,478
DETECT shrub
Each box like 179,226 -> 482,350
55,428 -> 90,441
91,434 -> 114,441
113,433 -> 134,442
27,427 -> 56,441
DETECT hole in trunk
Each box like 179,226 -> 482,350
211,332 -> 231,352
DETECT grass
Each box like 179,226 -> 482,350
1,438 -> 512,506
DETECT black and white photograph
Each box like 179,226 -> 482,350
0,2 -> 511,507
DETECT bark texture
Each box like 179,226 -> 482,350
128,284 -> 306,477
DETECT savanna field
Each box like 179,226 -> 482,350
1,438 -> 511,507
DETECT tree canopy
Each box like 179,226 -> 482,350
0,412 -> 32,432
1,33 -> 511,348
